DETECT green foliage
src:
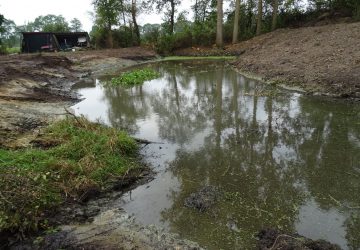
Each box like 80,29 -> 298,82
0,14 -> 4,37
110,68 -> 160,86
32,15 -> 70,32
70,18 -> 83,32
93,0 -> 122,30
5,47 -> 20,54
90,25 -> 137,49
141,23 -> 161,45
91,0 -> 142,48
155,34 -> 176,54
0,117 -> 139,234
144,0 -> 181,34
0,19 -> 21,50
0,14 -> 5,51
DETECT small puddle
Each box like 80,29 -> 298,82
72,60 -> 360,249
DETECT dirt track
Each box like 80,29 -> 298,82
175,21 -> 360,98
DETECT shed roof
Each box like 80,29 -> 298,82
22,32 -> 89,36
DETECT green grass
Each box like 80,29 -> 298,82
0,117 -> 140,234
162,56 -> 236,61
6,47 -> 20,54
110,68 -> 160,86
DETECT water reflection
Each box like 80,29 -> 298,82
72,61 -> 360,250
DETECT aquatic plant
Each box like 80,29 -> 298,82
110,68 -> 160,86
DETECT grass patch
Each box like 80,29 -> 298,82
0,46 -> 21,54
163,56 -> 236,61
0,117 -> 140,235
110,68 -> 160,86
6,47 -> 21,54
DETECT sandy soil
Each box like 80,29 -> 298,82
175,21 -> 360,98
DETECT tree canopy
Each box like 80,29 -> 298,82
32,15 -> 70,32
70,18 -> 83,32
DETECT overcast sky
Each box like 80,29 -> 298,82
0,0 -> 197,32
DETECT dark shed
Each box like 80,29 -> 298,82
22,32 -> 90,53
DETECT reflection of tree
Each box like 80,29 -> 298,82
103,85 -> 149,133
150,63 -> 215,145
295,98 -> 360,249
156,63 -> 359,249
161,68 -> 306,249
97,61 -> 359,249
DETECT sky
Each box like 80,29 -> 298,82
0,0 -> 195,32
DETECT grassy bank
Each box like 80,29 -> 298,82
0,116 -> 141,235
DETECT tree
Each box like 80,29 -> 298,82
70,18 -> 83,32
271,0 -> 278,31
256,0 -> 262,35
232,0 -> 241,43
216,0 -> 223,47
145,0 -> 180,34
1,19 -> 20,48
93,0 -> 122,48
0,14 -> 5,45
192,0 -> 212,23
0,14 -> 5,47
131,0 -> 141,45
32,15 -> 70,32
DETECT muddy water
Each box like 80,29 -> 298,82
72,61 -> 360,249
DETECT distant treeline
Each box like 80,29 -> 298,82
1,0 -> 359,54
91,0 -> 360,54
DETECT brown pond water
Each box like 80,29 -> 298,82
72,61 -> 360,249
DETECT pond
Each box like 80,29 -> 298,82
72,60 -> 360,249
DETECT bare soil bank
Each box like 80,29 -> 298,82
175,22 -> 360,98
0,47 -> 156,147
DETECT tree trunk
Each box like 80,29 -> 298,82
256,0 -> 262,35
232,0 -> 241,44
119,0 -> 126,25
107,23 -> 113,48
216,0 -> 223,47
132,0 -> 140,45
194,0 -> 199,22
170,0 -> 175,34
271,0 -> 278,31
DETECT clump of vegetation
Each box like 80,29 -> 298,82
0,116 -> 140,235
110,68 -> 160,87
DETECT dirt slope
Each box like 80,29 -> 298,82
0,47 -> 156,147
177,22 -> 360,98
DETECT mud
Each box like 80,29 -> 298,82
37,209 -> 203,250
257,228 -> 341,250
9,210 -> 203,250
0,47 -> 156,148
184,186 -> 221,212
174,22 -> 360,99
